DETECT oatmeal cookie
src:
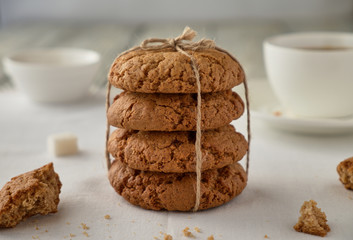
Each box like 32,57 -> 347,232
107,125 -> 248,173
108,48 -> 244,93
108,159 -> 247,211
108,90 -> 244,131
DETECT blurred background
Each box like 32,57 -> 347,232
1,0 -> 353,89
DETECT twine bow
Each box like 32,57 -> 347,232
105,26 -> 250,212
139,26 -> 215,52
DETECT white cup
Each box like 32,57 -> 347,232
3,48 -> 101,103
264,32 -> 353,118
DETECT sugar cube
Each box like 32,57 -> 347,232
47,133 -> 78,156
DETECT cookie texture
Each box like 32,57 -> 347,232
108,159 -> 247,211
108,48 -> 244,93
293,200 -> 330,237
108,125 -> 248,173
108,90 -> 244,131
0,163 -> 62,228
337,157 -> 353,190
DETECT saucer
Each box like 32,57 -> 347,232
234,79 -> 353,135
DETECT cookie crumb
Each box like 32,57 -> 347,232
264,234 -> 269,238
83,231 -> 89,237
35,225 -> 39,230
70,233 -> 76,238
207,235 -> 214,240
104,214 -> 111,220
164,234 -> 173,240
337,157 -> 353,190
183,227 -> 195,238
154,237 -> 160,240
32,236 -> 39,240
81,223 -> 90,230
273,111 -> 282,117
294,200 -> 330,237
194,227 -> 201,233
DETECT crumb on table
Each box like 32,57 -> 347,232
273,111 -> 282,117
81,223 -> 90,230
182,227 -> 195,238
293,199 -> 330,237
104,214 -> 111,220
164,233 -> 173,240
264,234 -> 269,238
194,227 -> 201,233
207,235 -> 214,240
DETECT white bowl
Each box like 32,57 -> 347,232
3,48 -> 101,103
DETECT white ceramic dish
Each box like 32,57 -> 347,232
3,48 -> 101,103
239,80 -> 353,135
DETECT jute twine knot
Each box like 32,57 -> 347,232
140,27 -> 215,51
105,26 -> 250,212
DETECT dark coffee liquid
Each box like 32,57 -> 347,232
299,46 -> 352,51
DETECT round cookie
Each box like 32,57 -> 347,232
108,90 -> 244,131
108,48 -> 244,93
108,125 -> 248,173
108,159 -> 247,211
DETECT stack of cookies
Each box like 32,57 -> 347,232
107,46 -> 248,211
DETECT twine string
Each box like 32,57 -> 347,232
105,81 -> 112,170
174,45 -> 203,212
214,46 -> 251,175
105,26 -> 250,211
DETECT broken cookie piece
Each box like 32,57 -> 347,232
293,200 -> 330,237
337,157 -> 353,190
0,163 -> 62,228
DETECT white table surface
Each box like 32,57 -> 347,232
0,87 -> 353,240
1,21 -> 353,240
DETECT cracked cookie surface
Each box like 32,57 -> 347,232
108,159 -> 247,211
108,90 -> 244,131
108,125 -> 248,173
108,48 -> 244,93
